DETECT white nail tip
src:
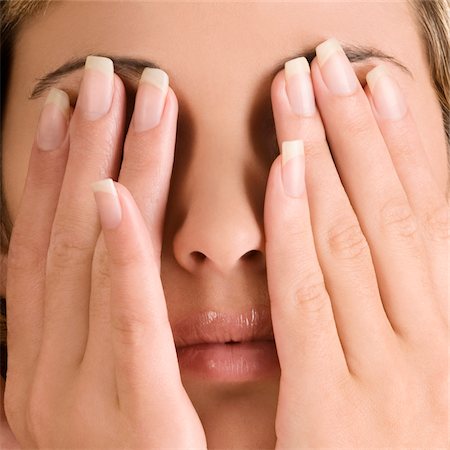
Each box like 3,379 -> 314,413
281,140 -> 304,166
91,178 -> 117,195
45,87 -> 70,119
285,57 -> 310,78
85,55 -> 114,77
140,68 -> 169,94
366,65 -> 388,91
316,37 -> 342,67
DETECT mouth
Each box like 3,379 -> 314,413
172,306 -> 280,382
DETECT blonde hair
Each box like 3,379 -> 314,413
0,0 -> 449,376
410,0 -> 450,143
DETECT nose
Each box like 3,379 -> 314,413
172,154 -> 265,275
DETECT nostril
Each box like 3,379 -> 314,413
191,251 -> 206,263
243,250 -> 259,260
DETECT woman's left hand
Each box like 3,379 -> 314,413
264,38 -> 448,448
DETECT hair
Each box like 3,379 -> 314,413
0,0 -> 449,379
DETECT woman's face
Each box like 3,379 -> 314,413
2,1 -> 448,447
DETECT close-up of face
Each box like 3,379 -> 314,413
1,1 -> 449,449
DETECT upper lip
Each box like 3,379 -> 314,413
172,305 -> 274,349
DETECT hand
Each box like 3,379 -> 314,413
4,57 -> 206,449
264,38 -> 448,448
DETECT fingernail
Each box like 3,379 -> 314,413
133,68 -> 169,132
77,56 -> 114,121
315,38 -> 358,96
91,178 -> 122,230
366,65 -> 407,120
36,88 -> 70,151
284,57 -> 316,117
281,140 -> 305,198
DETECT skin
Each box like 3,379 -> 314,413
1,1 -> 448,448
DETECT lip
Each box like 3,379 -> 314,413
173,306 -> 280,381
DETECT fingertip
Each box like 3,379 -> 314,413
113,182 -> 140,222
309,57 -> 327,94
113,183 -> 152,246
271,69 -> 286,98
91,178 -> 122,230
264,155 -> 284,235
166,86 -> 179,112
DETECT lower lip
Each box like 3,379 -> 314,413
176,341 -> 280,382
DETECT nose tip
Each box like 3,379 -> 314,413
189,248 -> 262,274
172,209 -> 265,275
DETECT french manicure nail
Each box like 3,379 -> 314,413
36,88 -> 70,151
366,65 -> 407,120
91,178 -> 122,230
315,38 -> 358,96
284,57 -> 316,117
133,68 -> 169,132
78,55 -> 114,121
281,140 -> 306,198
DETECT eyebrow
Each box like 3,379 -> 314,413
29,43 -> 412,99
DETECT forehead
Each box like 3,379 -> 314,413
16,0 -> 418,114
19,1 -> 416,72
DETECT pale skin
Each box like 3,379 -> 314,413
0,0 -> 449,448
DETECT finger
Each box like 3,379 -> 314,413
4,89 -> 71,446
85,69 -> 177,392
120,68 -> 175,257
271,63 -> 395,374
311,38 -> 444,339
264,141 -> 349,391
40,57 -> 126,373
365,65 -> 449,321
6,88 -> 70,377
1,376 -> 20,449
91,180 -> 186,416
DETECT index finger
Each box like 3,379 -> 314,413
91,179 -> 185,416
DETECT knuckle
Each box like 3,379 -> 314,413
7,231 -> 45,272
326,220 -> 369,261
301,139 -> 328,161
48,224 -> 95,270
284,218 -> 311,244
423,204 -> 450,242
109,243 -> 149,268
111,311 -> 150,346
71,121 -> 116,159
94,255 -> 111,280
92,239 -> 111,280
28,155 -> 65,187
122,141 -> 161,173
384,125 -> 412,161
379,198 -> 419,240
341,110 -> 371,137
293,273 -> 329,313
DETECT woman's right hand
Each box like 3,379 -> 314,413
4,56 -> 207,449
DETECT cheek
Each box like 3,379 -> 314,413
2,96 -> 42,223
405,78 -> 449,191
